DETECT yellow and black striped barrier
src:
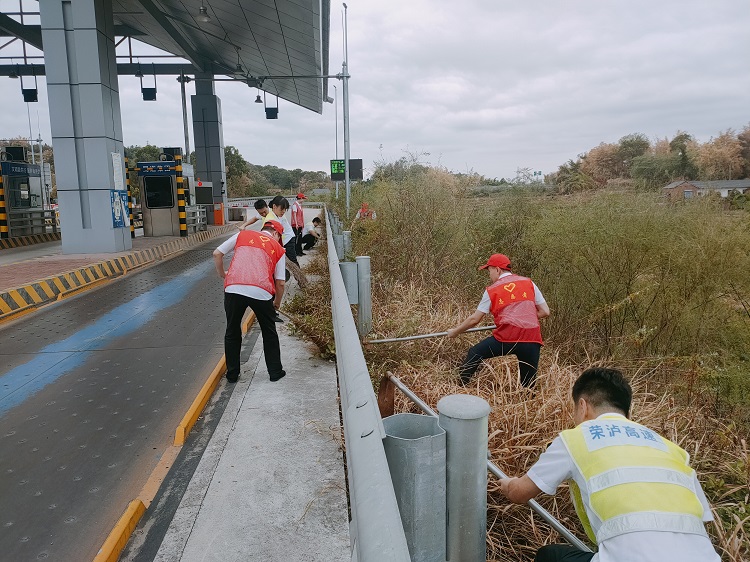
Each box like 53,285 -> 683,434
0,172 -> 7,240
176,154 -> 187,237
0,225 -> 235,322
125,155 -> 135,239
0,231 -> 62,250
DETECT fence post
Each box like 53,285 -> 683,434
438,394 -> 491,562
356,255 -> 372,336
343,230 -> 352,256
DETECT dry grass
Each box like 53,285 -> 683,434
367,284 -> 749,561
290,184 -> 750,561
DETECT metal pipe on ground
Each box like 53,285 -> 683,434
383,373 -> 594,554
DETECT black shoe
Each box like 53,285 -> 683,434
270,370 -> 286,382
273,313 -> 283,323
298,251 -> 306,256
226,374 -> 239,383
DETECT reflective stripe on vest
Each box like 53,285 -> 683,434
224,230 -> 284,294
487,275 -> 543,344
560,415 -> 707,544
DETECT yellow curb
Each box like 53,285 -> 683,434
173,310 -> 256,446
93,499 -> 146,562
137,445 -> 182,508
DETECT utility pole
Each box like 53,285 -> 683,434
334,83 -> 339,199
342,3 -> 351,218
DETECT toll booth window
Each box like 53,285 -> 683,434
8,179 -> 32,208
144,176 -> 174,209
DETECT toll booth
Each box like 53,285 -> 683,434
137,159 -> 180,237
137,148 -> 204,237
0,149 -> 45,236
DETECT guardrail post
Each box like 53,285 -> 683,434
343,230 -> 352,256
340,262 -> 359,304
438,394 -> 491,562
333,234 -> 344,260
356,256 -> 372,336
383,414 -> 446,562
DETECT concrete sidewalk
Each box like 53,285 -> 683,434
140,248 -> 350,562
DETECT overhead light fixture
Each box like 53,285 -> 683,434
197,4 -> 211,23
255,90 -> 263,103
233,47 -> 244,78
135,68 -> 144,78
9,66 -> 19,79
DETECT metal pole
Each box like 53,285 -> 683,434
343,230 -> 352,256
179,74 -> 191,159
386,373 -> 594,554
356,255 -> 372,336
366,325 -> 495,345
334,84 -> 340,199
37,136 -> 46,211
438,395 -> 491,562
342,3 -> 351,218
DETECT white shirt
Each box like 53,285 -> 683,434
476,271 -> 547,313
216,233 -> 286,300
302,221 -> 319,236
527,414 -> 719,562
262,210 -> 294,246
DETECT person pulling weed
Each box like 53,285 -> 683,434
447,253 -> 550,386
499,367 -> 720,562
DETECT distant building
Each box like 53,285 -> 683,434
663,180 -> 750,201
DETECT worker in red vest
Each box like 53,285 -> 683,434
291,192 -> 306,255
355,202 -> 376,220
213,220 -> 287,383
447,253 -> 550,386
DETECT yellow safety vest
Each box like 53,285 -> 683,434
560,414 -> 707,544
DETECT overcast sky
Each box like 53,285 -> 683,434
2,0 -> 749,180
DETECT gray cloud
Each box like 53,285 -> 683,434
1,0 -> 748,180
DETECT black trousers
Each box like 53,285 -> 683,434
300,233 -> 317,250
224,292 -> 283,380
293,226 -> 303,253
459,336 -> 541,387
285,238 -> 299,264
535,545 -> 595,562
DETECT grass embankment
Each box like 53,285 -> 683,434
288,168 -> 750,561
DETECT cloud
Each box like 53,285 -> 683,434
1,0 -> 748,180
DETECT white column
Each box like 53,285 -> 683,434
40,0 -> 130,253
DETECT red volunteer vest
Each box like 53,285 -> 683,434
224,230 -> 284,295
291,201 -> 304,228
487,274 -> 543,344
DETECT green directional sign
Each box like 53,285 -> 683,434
331,159 -> 346,180
330,159 -> 363,181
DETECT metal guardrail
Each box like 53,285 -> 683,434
325,208 -> 411,562
186,205 -> 208,233
8,209 -> 58,236
385,373 -> 594,554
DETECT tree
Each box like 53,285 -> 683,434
125,143 -> 161,165
694,130 -> 744,180
224,145 -> 249,181
553,159 -> 596,194
737,123 -> 750,178
581,143 -> 621,186
617,133 -> 650,177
